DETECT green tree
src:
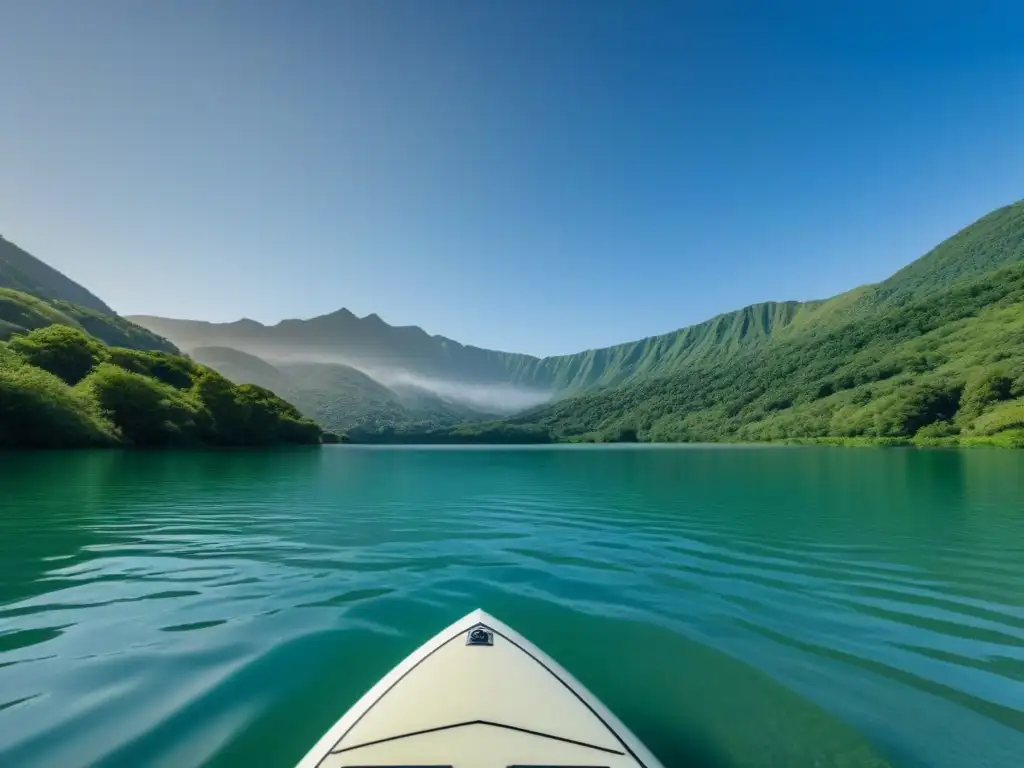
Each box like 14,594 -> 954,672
871,383 -> 962,437
0,350 -> 116,447
7,325 -> 108,385
107,347 -> 196,389
190,371 -> 321,445
191,369 -> 248,444
79,363 -> 202,446
959,367 -> 1013,421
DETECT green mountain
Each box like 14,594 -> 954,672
487,201 -> 1024,447
0,239 -> 325,448
0,235 -> 178,353
121,201 -> 1024,448
127,309 -> 545,388
128,301 -> 809,398
0,324 -> 323,448
6,199 -> 1024,447
0,289 -> 180,353
868,200 -> 1024,304
190,346 -> 295,393
130,201 -> 1024,437
1,234 -> 113,313
189,345 -> 496,434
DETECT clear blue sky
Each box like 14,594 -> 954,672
2,1 -> 1022,356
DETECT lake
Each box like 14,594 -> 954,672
1,446 -> 1022,767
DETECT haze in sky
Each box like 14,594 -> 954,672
2,1 -> 1022,356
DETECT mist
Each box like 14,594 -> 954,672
237,346 -> 552,415
379,370 -> 552,414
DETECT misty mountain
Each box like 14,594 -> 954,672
130,201 -> 1024,416
189,345 -> 497,433
472,200 -> 1024,446
6,199 -> 1023,445
127,297 -> 811,407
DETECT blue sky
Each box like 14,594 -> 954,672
1,1 -> 1022,356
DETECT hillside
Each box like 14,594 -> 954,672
0,324 -> 323,448
127,310 -> 544,388
351,200 -> 1024,446
190,346 -> 294,393
868,201 -> 1024,305
0,287 -> 179,353
130,201 -> 1024,425
0,240 -> 324,449
508,300 -> 815,395
0,235 -> 113,313
9,198 -> 1022,448
0,235 -> 179,354
129,301 -> 810,398
507,262 -> 1024,447
189,345 -> 496,434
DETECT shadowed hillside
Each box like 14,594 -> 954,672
0,235 -> 178,353
353,201 -> 1024,447
0,235 -> 114,313
1,325 -> 322,448
0,287 -> 178,353
0,243 -> 321,448
131,202 -> 1024,423
190,346 -> 498,434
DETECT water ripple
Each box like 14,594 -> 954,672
1,446 -> 1023,767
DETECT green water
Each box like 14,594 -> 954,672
1,446 -> 1023,767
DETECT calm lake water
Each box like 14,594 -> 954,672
1,446 -> 1022,767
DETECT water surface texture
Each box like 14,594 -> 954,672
1,446 -> 1023,767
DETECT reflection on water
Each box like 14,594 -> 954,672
1,446 -> 1022,767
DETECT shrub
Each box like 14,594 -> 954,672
959,367 -> 1013,420
7,325 -> 108,385
0,353 -> 116,447
79,363 -> 202,446
107,347 -> 197,389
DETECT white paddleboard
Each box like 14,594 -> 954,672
297,608 -> 664,768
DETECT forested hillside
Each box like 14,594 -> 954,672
0,238 -> 179,356
0,241 -> 325,449
189,345 -> 495,434
132,203 -> 1024,411
359,201 -> 1024,447
0,323 -> 323,448
509,260 -> 1024,447
0,235 -> 114,313
7,199 -> 1023,448
130,299 -> 810,396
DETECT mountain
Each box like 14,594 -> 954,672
189,345 -> 496,434
869,200 -> 1024,305
487,201 -> 1024,447
129,302 -> 812,397
0,237 -> 325,448
127,293 -> 812,406
190,346 -> 294,392
8,199 -> 1024,447
1,325 -> 322,448
125,199 -> 1024,450
503,260 -> 1024,444
0,235 -> 113,313
127,310 -> 545,388
0,235 -> 178,353
130,202 -> 1024,427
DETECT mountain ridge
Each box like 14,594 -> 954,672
1,233 -> 180,353
1,234 -> 115,315
129,201 -> 1024,405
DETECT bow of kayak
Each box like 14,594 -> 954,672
297,608 -> 663,768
